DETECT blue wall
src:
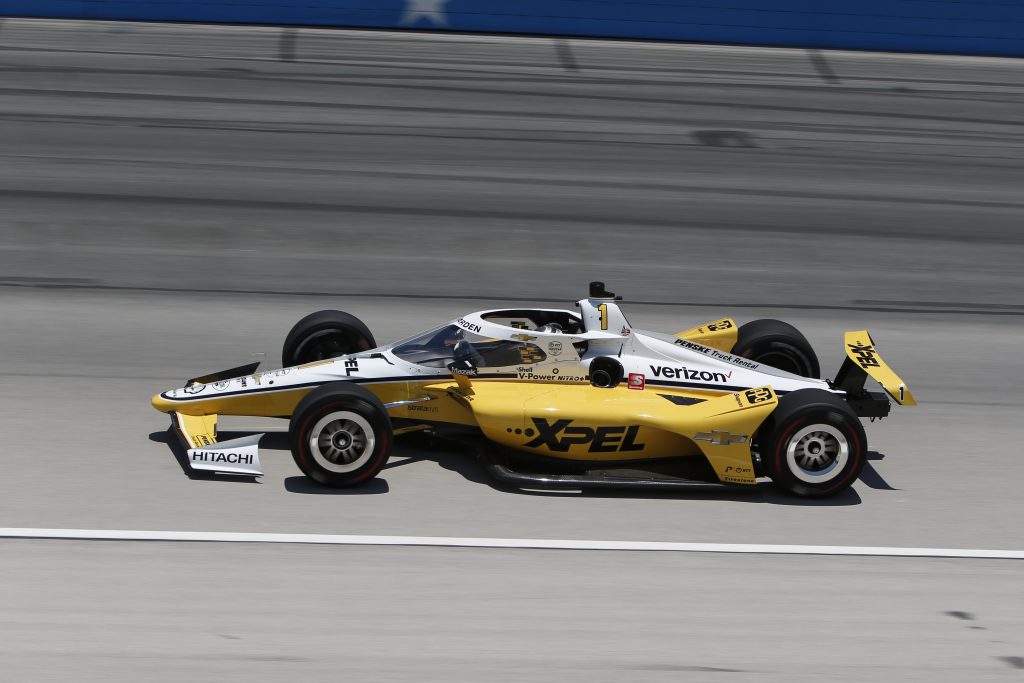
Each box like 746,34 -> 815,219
2,1 -> 1022,57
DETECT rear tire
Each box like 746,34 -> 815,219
282,310 -> 375,367
733,319 -> 820,378
290,383 -> 393,487
589,357 -> 624,388
760,389 -> 866,498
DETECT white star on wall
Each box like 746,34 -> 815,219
400,0 -> 450,27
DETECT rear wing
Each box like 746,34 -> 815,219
834,331 -> 916,416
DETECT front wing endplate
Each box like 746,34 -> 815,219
172,412 -> 264,476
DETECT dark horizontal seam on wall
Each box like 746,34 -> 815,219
3,86 -> 1024,130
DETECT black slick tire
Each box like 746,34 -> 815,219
759,389 -> 866,498
290,383 -> 393,487
282,310 -> 376,367
733,319 -> 820,378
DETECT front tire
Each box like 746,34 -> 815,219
733,319 -> 820,378
760,389 -> 866,498
290,383 -> 393,487
282,310 -> 375,367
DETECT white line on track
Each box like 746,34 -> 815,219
1,528 -> 1022,559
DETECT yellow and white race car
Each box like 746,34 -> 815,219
152,283 -> 914,497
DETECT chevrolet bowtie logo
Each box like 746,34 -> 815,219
694,430 -> 748,446
511,334 -> 537,342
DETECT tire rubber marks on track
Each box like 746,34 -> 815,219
554,39 -> 580,72
807,49 -> 841,85
279,28 -> 297,62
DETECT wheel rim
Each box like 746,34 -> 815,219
785,424 -> 849,484
308,411 -> 376,473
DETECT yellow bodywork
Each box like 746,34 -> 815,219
422,380 -> 778,485
155,375 -> 773,485
675,318 -> 739,352
176,413 -> 219,449
153,387 -> 315,418
844,330 -> 917,406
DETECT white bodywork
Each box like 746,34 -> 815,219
159,296 -> 835,415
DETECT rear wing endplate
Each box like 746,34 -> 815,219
835,330 -> 916,406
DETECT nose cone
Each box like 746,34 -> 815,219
152,392 -> 175,413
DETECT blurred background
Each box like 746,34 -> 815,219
0,2 -> 1023,681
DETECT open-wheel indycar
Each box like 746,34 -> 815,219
152,282 -> 915,497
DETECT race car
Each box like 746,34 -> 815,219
152,282 -> 915,497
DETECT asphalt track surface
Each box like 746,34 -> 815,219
1,19 -> 1023,681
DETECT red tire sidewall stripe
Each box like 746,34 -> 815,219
297,399 -> 391,482
771,418 -> 807,475
773,412 -> 864,496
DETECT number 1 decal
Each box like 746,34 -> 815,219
598,303 -> 609,330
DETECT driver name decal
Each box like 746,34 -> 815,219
456,318 -> 482,333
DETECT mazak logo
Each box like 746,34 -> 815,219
848,341 -> 880,368
650,365 -> 731,383
191,451 -> 253,465
523,418 -> 645,453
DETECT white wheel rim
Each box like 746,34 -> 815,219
785,424 -> 849,484
308,411 -> 376,473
